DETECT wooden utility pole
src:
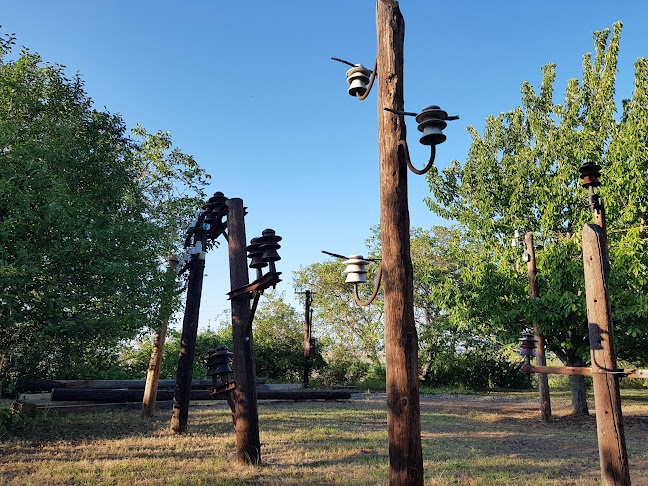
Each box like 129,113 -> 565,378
142,255 -> 179,417
227,198 -> 261,465
524,233 -> 552,423
582,221 -> 630,486
171,226 -> 207,433
303,289 -> 313,389
377,1 -> 424,484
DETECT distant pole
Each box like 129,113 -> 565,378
583,219 -> 630,486
377,1 -> 424,484
142,255 -> 179,417
171,226 -> 207,434
303,290 -> 312,388
524,233 -> 552,423
227,198 -> 261,465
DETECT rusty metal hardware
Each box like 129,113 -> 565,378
519,333 -> 537,366
578,161 -> 602,188
384,105 -> 459,175
257,229 -> 282,273
331,56 -> 377,100
206,345 -> 235,395
203,192 -> 229,240
228,271 -> 282,300
579,162 -> 603,213
342,255 -> 382,306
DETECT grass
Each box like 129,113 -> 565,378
1,389 -> 648,485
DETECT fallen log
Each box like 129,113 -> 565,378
50,387 -> 351,402
25,379 -> 214,392
25,378 -> 266,392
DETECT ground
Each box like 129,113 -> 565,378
1,389 -> 647,485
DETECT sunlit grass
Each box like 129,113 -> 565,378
1,389 -> 648,484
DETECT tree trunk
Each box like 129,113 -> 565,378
568,374 -> 589,415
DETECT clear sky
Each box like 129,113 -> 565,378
3,1 -> 648,330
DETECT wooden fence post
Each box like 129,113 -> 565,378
303,289 -> 312,389
525,233 -> 552,422
582,222 -> 630,486
142,255 -> 179,417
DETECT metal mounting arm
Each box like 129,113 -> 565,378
353,264 -> 383,306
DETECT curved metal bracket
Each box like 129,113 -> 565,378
398,139 -> 436,175
355,57 -> 377,101
353,264 -> 383,306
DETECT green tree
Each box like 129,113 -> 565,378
0,31 -> 208,394
252,291 -> 325,382
293,256 -> 385,370
426,22 -> 648,412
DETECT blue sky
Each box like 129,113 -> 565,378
3,1 -> 648,330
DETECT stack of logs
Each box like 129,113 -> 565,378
24,379 -> 351,402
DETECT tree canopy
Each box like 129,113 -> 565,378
426,22 -> 648,410
0,31 -> 209,393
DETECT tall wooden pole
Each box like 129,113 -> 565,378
524,233 -> 552,423
583,219 -> 630,486
171,227 -> 207,434
142,255 -> 179,417
377,1 -> 424,484
227,198 -> 261,465
303,289 -> 312,389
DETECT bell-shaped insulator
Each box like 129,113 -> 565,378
346,64 -> 371,97
519,334 -> 537,357
578,161 -> 602,188
416,105 -> 449,146
343,255 -> 369,284
257,229 -> 282,263
202,191 -> 228,214
246,237 -> 267,269
206,345 -> 234,382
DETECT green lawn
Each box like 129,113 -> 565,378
2,389 -> 648,485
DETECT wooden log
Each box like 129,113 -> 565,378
171,226 -> 207,434
143,256 -> 179,417
377,1 -> 424,484
51,388 -> 351,403
523,365 -> 647,379
525,232 -> 552,423
25,379 -> 215,392
227,198 -> 261,465
583,222 -> 630,486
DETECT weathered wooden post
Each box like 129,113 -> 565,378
524,233 -> 552,423
377,2 -> 424,484
171,223 -> 207,434
580,161 -> 630,486
227,198 -> 261,465
142,255 -> 179,417
302,289 -> 313,388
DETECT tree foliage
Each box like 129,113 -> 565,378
0,31 -> 209,394
426,22 -> 648,408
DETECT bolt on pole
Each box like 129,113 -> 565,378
376,1 -> 424,484
524,233 -> 552,423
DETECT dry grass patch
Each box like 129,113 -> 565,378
1,389 -> 648,484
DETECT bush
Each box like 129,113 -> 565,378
422,348 -> 532,390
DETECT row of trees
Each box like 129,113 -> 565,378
2,23 -> 646,405
292,22 -> 647,411
0,30 -> 209,394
